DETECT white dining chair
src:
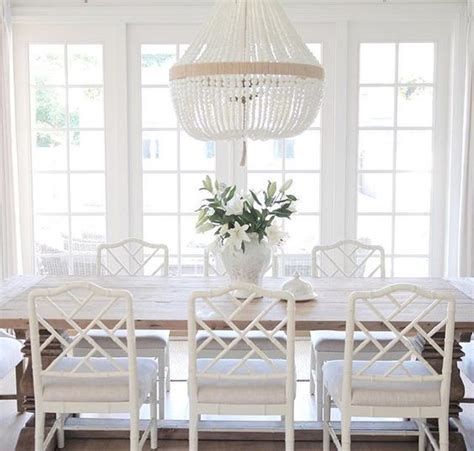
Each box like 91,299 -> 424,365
309,239 -> 411,421
0,330 -> 24,413
322,284 -> 455,451
28,282 -> 158,451
188,283 -> 296,451
73,238 -> 170,419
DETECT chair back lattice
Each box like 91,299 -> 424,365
311,239 -> 385,278
203,249 -> 279,277
28,282 -> 139,402
188,283 -> 295,384
96,238 -> 169,277
343,284 -> 456,404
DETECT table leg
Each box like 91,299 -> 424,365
420,331 -> 466,450
15,330 -> 63,451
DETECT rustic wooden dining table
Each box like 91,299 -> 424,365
0,275 -> 473,450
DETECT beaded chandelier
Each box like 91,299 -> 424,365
169,0 -> 325,164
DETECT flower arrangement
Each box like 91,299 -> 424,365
196,176 -> 298,252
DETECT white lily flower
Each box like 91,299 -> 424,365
280,179 -> 293,193
225,195 -> 244,216
196,222 -> 214,233
225,223 -> 251,250
266,223 -> 287,245
287,201 -> 298,213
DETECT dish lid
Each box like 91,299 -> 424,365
281,272 -> 315,299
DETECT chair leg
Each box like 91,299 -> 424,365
166,345 -> 171,392
341,409 -> 351,451
15,361 -> 25,414
56,413 -> 65,449
310,346 -> 316,395
285,407 -> 294,451
35,410 -> 45,451
316,356 -> 324,421
158,351 -> 166,419
129,405 -> 140,451
150,380 -> 158,450
189,402 -> 198,451
418,419 -> 426,451
438,414 -> 449,451
323,387 -> 330,451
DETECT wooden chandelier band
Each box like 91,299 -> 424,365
169,62 -> 325,81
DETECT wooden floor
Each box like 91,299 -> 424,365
1,369 -> 473,450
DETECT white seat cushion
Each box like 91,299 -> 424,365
0,337 -> 23,379
461,340 -> 474,383
196,330 -> 287,352
196,358 -> 293,405
72,329 -> 170,357
311,330 -> 418,354
323,360 -> 441,407
42,357 -> 157,404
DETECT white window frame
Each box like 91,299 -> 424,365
346,22 -> 452,277
13,24 -> 128,274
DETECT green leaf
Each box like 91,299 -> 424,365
268,181 -> 277,198
250,190 -> 262,206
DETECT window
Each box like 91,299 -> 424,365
28,44 -> 106,275
355,42 -> 435,276
139,44 -> 216,275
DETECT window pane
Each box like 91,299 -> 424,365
358,130 -> 393,170
285,216 -> 319,253
357,215 -> 393,253
142,131 -> 178,171
396,173 -> 431,213
67,45 -> 103,85
70,131 -> 105,170
397,130 -> 432,171
393,257 -> 429,277
247,140 -> 282,171
32,131 -> 67,171
181,215 -> 211,254
248,172 -> 283,191
143,173 -> 178,213
357,173 -> 393,213
359,87 -> 394,126
394,216 -> 430,254
181,134 -> 216,171
181,173 -> 208,213
284,131 -> 320,171
291,174 -> 320,213
35,215 -> 69,275
142,88 -> 176,128
397,86 -> 433,127
398,43 -> 434,84
33,87 -> 66,128
33,174 -> 68,213
29,45 -> 65,85
141,44 -> 176,85
68,87 -> 104,128
71,216 -> 106,275
359,43 -> 395,84
144,216 -> 179,254
70,174 -> 105,212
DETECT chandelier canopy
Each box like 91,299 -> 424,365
169,0 -> 325,146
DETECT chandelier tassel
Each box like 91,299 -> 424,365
240,139 -> 247,166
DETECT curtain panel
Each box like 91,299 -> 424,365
0,0 -> 19,279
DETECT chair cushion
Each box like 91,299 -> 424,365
72,329 -> 170,357
323,360 -> 441,407
461,340 -> 474,383
196,358 -> 293,405
42,357 -> 157,404
311,330 -> 418,354
196,330 -> 287,352
0,337 -> 23,379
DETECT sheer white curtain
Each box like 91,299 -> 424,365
0,0 -> 19,279
460,1 -> 474,276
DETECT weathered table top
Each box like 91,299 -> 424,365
0,275 -> 473,331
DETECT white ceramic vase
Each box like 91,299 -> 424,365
220,233 -> 271,298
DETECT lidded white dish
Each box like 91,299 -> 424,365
281,272 -> 317,302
